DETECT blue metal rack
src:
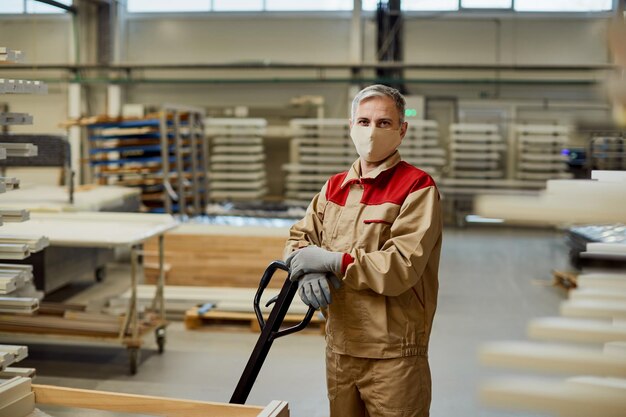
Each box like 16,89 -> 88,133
86,106 -> 209,215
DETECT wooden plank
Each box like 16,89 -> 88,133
561,300 -> 626,319
0,391 -> 34,417
480,376 -> 626,417
257,400 -> 289,417
0,368 -> 35,378
528,317 -> 626,343
185,307 -> 324,333
144,233 -> 287,288
32,384 -> 266,417
480,341 -> 626,376
0,377 -> 31,409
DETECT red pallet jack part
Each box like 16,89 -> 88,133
230,260 -> 315,405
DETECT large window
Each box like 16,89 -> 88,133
515,0 -> 613,12
0,0 -> 72,14
461,0 -> 512,8
126,0 -> 614,13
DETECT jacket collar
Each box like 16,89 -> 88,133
340,151 -> 402,189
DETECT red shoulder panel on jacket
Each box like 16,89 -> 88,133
325,171 -> 350,206
361,162 -> 437,206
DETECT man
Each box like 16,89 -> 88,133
284,84 -> 442,417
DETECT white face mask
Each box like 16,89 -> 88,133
350,125 -> 402,163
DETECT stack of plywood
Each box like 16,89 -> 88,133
0,343 -> 35,417
448,123 -> 505,182
143,223 -> 289,288
0,64 -> 49,316
401,120 -> 446,181
284,119 -> 352,206
109,283 -> 311,321
475,171 -> 626,225
515,124 -> 572,181
206,118 -> 268,201
479,171 -> 626,417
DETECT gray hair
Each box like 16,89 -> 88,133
350,84 -> 406,124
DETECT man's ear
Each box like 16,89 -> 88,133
349,119 -> 353,129
400,121 -> 408,140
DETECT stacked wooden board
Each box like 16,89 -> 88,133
448,123 -> 505,181
87,106 -> 209,215
206,118 -> 268,201
0,58 -> 48,316
478,170 -> 626,417
398,119 -> 445,180
0,344 -> 34,417
515,124 -> 572,181
284,119 -> 352,206
480,269 -> 626,417
475,171 -> 626,225
143,223 -> 289,288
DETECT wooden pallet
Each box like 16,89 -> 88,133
553,270 -> 578,290
185,307 -> 325,334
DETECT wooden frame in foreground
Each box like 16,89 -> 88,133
32,384 -> 289,417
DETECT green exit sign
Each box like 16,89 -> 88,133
405,108 -> 418,117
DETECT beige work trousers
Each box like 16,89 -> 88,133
326,348 -> 431,417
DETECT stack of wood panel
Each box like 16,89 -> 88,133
87,107 -> 208,215
515,124 -> 572,181
144,224 -> 289,288
448,123 -> 505,182
284,119 -> 352,206
0,63 -> 49,317
401,120 -> 446,181
0,343 -> 35,417
475,171 -> 626,225
206,118 -> 268,201
478,170 -> 626,417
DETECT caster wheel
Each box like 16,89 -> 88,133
156,328 -> 166,354
129,348 -> 140,375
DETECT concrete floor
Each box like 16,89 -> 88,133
6,226 -> 570,417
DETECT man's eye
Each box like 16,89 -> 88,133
358,120 -> 369,126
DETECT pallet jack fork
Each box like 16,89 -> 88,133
230,260 -> 315,405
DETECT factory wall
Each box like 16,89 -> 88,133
0,13 -> 614,188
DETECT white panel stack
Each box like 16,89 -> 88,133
206,118 -> 268,201
448,123 -> 505,181
515,124 -> 572,181
400,120 -> 446,181
591,136 -> 625,171
285,119 -> 353,206
0,47 -> 47,315
0,345 -> 35,417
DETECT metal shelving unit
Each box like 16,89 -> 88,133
87,105 -> 209,216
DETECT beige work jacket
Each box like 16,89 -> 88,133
285,152 -> 442,359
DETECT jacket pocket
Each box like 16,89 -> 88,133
363,219 -> 393,225
358,217 -> 394,250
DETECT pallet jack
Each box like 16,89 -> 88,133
230,260 -> 316,404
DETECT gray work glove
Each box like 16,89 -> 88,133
298,272 -> 342,309
286,245 -> 343,281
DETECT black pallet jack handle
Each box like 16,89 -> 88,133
230,260 -> 316,404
